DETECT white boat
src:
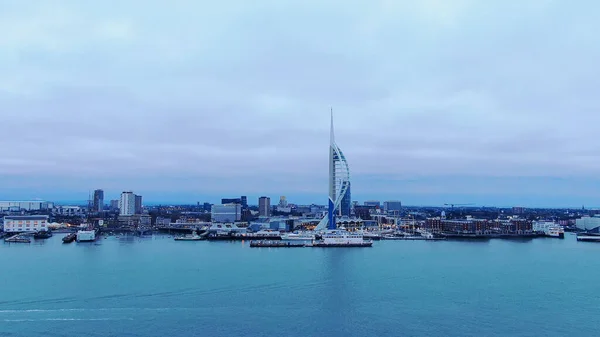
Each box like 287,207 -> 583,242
533,221 -> 565,238
281,231 -> 316,241
174,230 -> 204,241
77,229 -> 96,242
313,230 -> 372,247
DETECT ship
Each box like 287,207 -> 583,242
5,235 -> 31,243
533,221 -> 565,238
281,231 -> 316,241
174,230 -> 205,241
33,230 -> 53,239
250,240 -> 306,248
312,230 -> 373,247
62,232 -> 77,244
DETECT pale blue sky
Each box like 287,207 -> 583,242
1,1 -> 600,207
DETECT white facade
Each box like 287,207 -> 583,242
211,204 -> 242,223
119,191 -> 136,216
576,216 -> 600,231
53,206 -> 85,216
0,201 -> 53,212
3,215 -> 49,233
316,110 -> 350,231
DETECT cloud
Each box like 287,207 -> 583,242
1,0 -> 599,206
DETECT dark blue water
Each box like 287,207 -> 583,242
1,234 -> 599,336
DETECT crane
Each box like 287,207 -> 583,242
444,203 -> 474,209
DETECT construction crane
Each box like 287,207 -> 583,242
444,203 -> 474,209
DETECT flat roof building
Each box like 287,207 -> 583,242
3,215 -> 50,233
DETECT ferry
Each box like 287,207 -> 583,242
174,230 -> 205,241
533,221 -> 565,238
250,240 -> 305,248
281,231 -> 316,241
312,230 -> 372,247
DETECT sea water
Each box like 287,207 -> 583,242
1,234 -> 599,336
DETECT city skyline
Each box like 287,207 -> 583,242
2,1 -> 600,207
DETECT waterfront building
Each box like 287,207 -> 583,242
3,215 -> 49,233
0,201 -> 53,212
119,191 -> 136,216
211,204 -> 242,223
258,197 -> 271,217
135,195 -> 143,214
316,111 -> 350,230
93,189 -> 104,212
384,200 -> 402,214
576,216 -> 600,232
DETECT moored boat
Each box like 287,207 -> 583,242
5,235 -> 31,243
62,233 -> 77,243
312,230 -> 373,247
281,231 -> 316,241
174,230 -> 205,241
250,240 -> 305,247
33,230 -> 53,239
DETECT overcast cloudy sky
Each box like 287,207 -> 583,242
1,0 -> 600,207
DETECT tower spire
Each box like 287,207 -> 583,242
330,107 -> 335,145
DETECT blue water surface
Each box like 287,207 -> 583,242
1,234 -> 599,336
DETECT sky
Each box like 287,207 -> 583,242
1,0 -> 600,207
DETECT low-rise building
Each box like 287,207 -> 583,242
0,201 -> 54,212
3,215 -> 50,233
53,206 -> 85,216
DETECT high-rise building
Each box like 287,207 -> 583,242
259,196 -> 270,217
110,199 -> 119,211
279,196 -> 288,208
316,110 -> 350,230
211,204 -> 242,223
364,200 -> 381,208
384,201 -> 402,214
340,182 -> 351,217
241,196 -> 248,208
93,189 -> 104,212
221,198 -> 241,205
135,195 -> 143,214
119,191 -> 136,216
